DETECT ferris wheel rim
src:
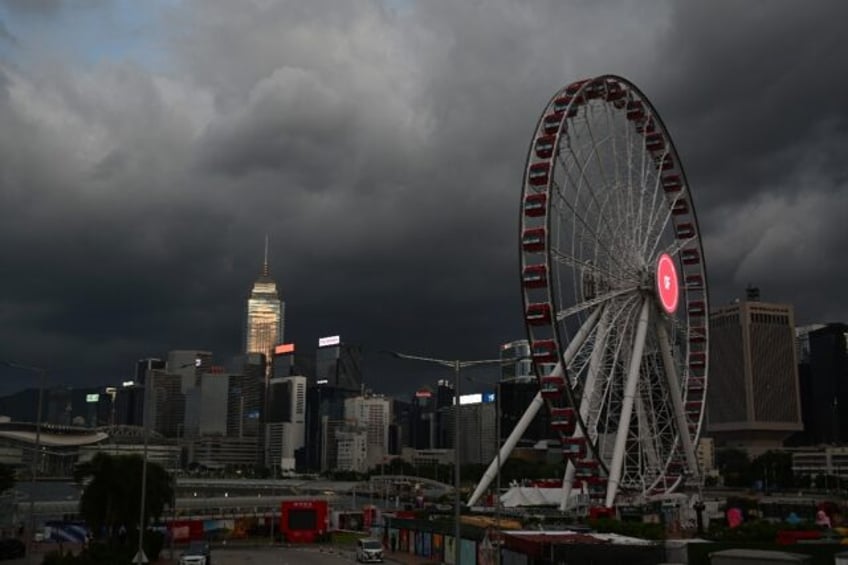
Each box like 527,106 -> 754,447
519,74 -> 710,505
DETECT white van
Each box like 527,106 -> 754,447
356,538 -> 384,563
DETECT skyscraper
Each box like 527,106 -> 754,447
315,335 -> 362,391
805,323 -> 848,444
706,295 -> 803,455
245,237 -> 284,380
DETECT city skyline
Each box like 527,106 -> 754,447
1,1 -> 847,397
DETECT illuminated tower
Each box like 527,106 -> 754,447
245,236 -> 284,379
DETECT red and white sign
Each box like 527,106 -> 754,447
656,253 -> 680,314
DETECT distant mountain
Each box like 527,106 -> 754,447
0,388 -> 40,423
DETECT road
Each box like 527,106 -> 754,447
4,545 -> 358,565
201,546 -> 356,565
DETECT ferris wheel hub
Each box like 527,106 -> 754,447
655,253 -> 680,315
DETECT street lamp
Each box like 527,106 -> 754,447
463,373 -> 502,565
2,360 -> 46,565
136,359 -> 155,565
387,351 -> 502,565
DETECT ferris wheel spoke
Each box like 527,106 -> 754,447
593,295 -> 640,454
657,320 -> 699,476
550,229 -> 634,285
549,188 -> 635,277
558,145 -> 621,252
582,307 -> 611,431
636,378 -> 656,474
556,286 -> 639,322
653,234 -> 696,266
634,145 -> 665,252
638,162 -> 667,260
638,358 -> 667,484
605,297 -> 650,508
560,130 -> 628,239
562,303 -> 606,366
559,140 -> 644,277
582,110 -> 616,233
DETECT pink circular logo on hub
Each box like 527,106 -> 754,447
656,253 -> 679,314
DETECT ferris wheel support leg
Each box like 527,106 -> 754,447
657,322 -> 699,478
559,461 -> 577,511
469,306 -> 604,507
605,298 -> 651,508
560,306 -> 609,511
467,390 -> 545,506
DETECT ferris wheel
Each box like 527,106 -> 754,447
468,75 -> 709,510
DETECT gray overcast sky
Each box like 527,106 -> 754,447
0,0 -> 846,395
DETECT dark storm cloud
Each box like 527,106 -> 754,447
0,19 -> 17,45
0,0 -> 846,395
0,0 -> 63,15
648,1 -> 848,323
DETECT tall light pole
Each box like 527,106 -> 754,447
2,360 -> 46,565
136,359 -> 154,565
463,372 -> 502,565
387,352 -> 502,565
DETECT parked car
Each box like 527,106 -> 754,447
356,538 -> 384,563
0,539 -> 25,560
179,540 -> 211,565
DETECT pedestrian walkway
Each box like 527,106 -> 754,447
385,549 -> 441,565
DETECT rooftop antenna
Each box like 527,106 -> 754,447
262,234 -> 270,277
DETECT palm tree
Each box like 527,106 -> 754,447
74,453 -> 174,542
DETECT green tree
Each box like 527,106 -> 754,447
73,453 -> 174,541
0,463 -> 15,494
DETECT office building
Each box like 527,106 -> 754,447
442,399 -> 497,465
499,379 -> 552,445
791,324 -> 828,446
146,371 -> 186,438
303,383 -> 358,471
183,372 -> 228,437
226,372 -> 264,438
404,391 -> 432,450
272,343 -> 296,379
166,350 -> 212,393
264,375 -> 307,471
315,336 -> 362,391
336,428 -> 368,473
803,323 -> 848,444
500,340 -> 533,382
706,294 -> 803,455
135,358 -> 165,385
265,421 -> 306,472
245,238 -> 284,380
113,383 -> 144,427
321,418 -> 347,472
345,395 -> 391,469
189,436 -> 259,470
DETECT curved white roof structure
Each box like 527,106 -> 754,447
0,429 -> 109,447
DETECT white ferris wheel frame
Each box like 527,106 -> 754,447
468,75 -> 709,510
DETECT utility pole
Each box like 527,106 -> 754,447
386,352 -> 502,565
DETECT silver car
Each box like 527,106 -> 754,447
356,538 -> 384,563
